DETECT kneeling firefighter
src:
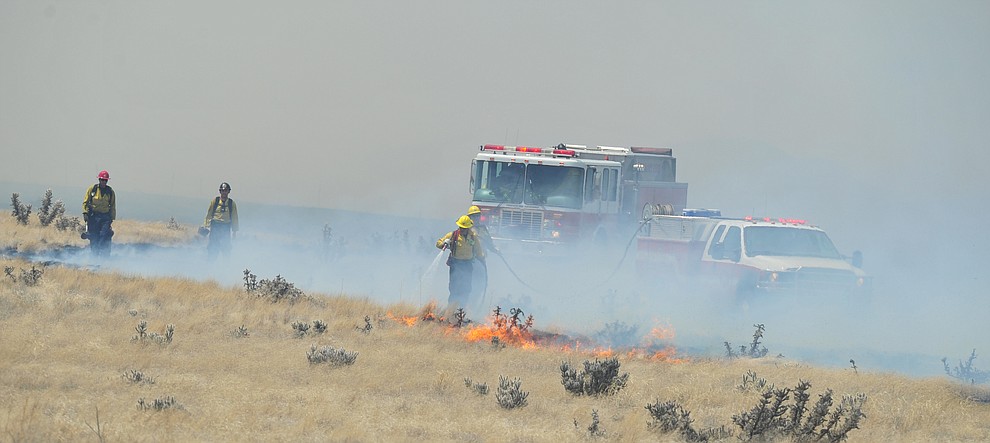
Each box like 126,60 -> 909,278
82,170 -> 115,257
436,215 -> 485,312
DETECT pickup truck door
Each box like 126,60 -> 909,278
704,225 -> 742,263
701,224 -> 746,291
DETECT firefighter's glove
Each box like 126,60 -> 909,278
83,213 -> 89,223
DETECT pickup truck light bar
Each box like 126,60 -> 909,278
744,216 -> 808,225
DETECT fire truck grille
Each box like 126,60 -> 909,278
497,209 -> 544,240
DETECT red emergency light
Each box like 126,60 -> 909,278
480,144 -> 575,157
744,215 -> 808,225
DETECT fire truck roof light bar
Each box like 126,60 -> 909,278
481,144 -> 576,157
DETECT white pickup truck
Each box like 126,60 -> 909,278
636,210 -> 870,296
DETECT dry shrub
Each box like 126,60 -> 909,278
244,269 -> 306,304
561,357 -> 629,397
37,189 -> 65,227
495,375 -> 528,409
137,396 -> 180,411
307,344 -> 358,366
9,193 -> 31,225
463,378 -> 489,396
942,349 -> 989,385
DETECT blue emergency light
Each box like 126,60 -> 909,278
682,208 -> 721,217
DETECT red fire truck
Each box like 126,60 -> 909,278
469,143 -> 688,253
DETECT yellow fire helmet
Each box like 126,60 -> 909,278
467,205 -> 482,215
456,215 -> 474,229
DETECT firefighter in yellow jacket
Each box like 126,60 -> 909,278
466,205 -> 499,306
436,215 -> 485,311
203,182 -> 239,260
82,170 -> 116,257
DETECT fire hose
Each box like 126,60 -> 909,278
490,248 -> 544,294
489,216 -> 651,294
591,217 -> 652,288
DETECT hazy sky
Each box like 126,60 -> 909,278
3,3 -> 989,271
3,1 -> 989,372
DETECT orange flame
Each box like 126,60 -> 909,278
650,323 -> 676,341
385,311 -> 419,326
649,346 -> 688,363
385,301 -> 448,327
388,304 -> 690,363
460,322 -> 538,349
592,347 -> 616,358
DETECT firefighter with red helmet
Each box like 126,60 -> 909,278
82,170 -> 116,257
436,215 -> 485,311
203,182 -> 239,260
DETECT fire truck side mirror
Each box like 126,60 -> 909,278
851,250 -> 863,268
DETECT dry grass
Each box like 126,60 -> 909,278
0,262 -> 988,441
2,227 -> 990,441
0,213 -> 197,254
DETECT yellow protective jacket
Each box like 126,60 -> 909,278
436,228 -> 484,261
472,224 -> 496,252
82,184 -> 116,220
204,197 -> 239,231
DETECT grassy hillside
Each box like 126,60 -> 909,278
1,215 -> 989,442
1,206 -> 197,255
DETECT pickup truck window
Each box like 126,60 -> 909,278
707,225 -> 726,256
743,226 -> 842,259
723,226 -> 742,259
707,225 -> 741,260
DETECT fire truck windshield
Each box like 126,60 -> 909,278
743,226 -> 842,259
472,160 -> 584,209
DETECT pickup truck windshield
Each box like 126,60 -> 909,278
743,226 -> 842,259
472,160 -> 584,209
